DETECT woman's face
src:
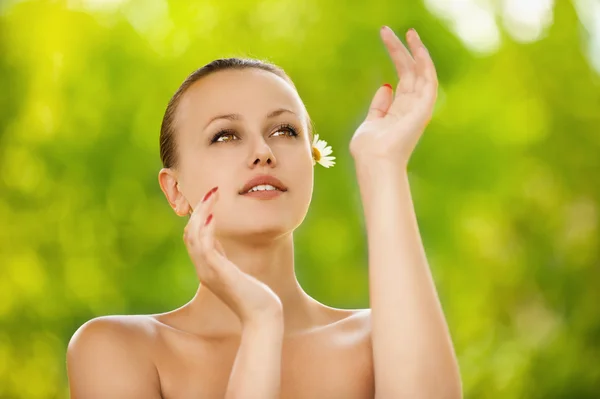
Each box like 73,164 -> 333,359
161,68 -> 314,240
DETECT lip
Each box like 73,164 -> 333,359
239,174 -> 288,195
242,190 -> 283,200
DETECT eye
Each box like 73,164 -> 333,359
271,124 -> 299,138
209,124 -> 299,144
210,130 -> 238,143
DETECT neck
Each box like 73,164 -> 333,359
182,233 -> 318,336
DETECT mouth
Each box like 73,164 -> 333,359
241,189 -> 285,200
239,174 -> 288,195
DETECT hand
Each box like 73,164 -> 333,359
183,187 -> 283,325
349,26 -> 438,167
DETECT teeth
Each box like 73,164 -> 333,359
248,184 -> 279,193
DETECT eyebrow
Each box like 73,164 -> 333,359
203,108 -> 298,131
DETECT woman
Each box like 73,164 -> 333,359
67,26 -> 462,398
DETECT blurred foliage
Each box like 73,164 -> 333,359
1,0 -> 599,398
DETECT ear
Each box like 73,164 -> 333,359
158,168 -> 191,217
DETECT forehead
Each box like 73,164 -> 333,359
177,68 -> 306,125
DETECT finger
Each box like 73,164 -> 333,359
200,202 -> 220,266
198,197 -> 219,271
380,26 -> 416,94
420,49 -> 438,90
409,30 -> 438,93
406,29 -> 424,69
184,187 -> 217,247
183,200 -> 205,246
198,192 -> 237,280
365,84 -> 394,121
192,188 -> 219,247
415,56 -> 438,102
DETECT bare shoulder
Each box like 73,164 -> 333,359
67,315 -> 162,399
68,314 -> 160,351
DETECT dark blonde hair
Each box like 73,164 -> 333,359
159,57 -> 314,169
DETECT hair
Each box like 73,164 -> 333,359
159,57 -> 314,169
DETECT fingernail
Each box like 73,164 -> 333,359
202,186 -> 218,202
205,214 -> 213,226
383,83 -> 393,90
381,25 -> 387,32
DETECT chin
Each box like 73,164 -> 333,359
219,217 -> 294,241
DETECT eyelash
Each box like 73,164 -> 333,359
210,124 -> 300,144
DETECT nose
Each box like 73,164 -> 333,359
248,139 -> 277,168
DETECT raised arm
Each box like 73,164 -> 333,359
349,26 -> 461,398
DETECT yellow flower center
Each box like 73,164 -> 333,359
312,146 -> 322,162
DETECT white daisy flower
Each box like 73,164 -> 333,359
311,134 -> 336,168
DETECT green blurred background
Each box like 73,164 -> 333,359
1,0 -> 599,397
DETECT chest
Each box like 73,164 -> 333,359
154,329 -> 374,399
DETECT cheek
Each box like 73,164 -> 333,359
289,152 -> 314,202
284,140 -> 312,165
178,152 -> 223,204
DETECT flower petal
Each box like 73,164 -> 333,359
321,147 -> 333,156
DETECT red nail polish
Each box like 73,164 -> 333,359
202,186 -> 218,202
205,214 -> 213,226
383,83 -> 393,90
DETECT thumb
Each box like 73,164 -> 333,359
365,84 -> 394,122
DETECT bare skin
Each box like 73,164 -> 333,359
67,53 -> 375,399
153,305 -> 372,398
66,306 -> 373,399
67,26 -> 461,399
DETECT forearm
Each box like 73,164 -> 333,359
225,316 -> 284,399
355,159 -> 461,398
